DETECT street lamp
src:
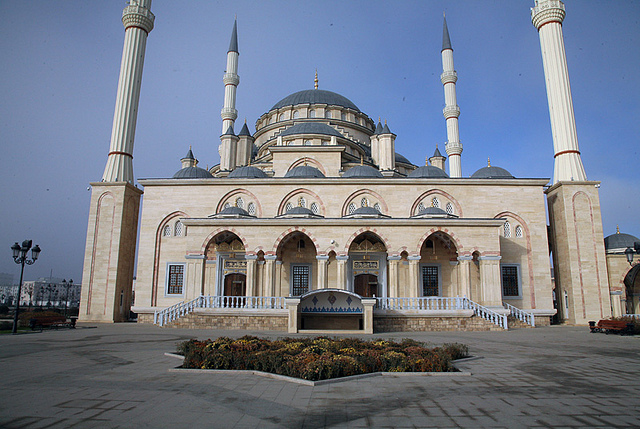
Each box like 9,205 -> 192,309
11,240 -> 41,334
62,279 -> 73,316
625,242 -> 640,265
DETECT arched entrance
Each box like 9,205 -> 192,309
203,231 -> 246,297
624,264 -> 640,314
419,232 -> 459,297
276,231 -> 317,296
348,232 -> 387,297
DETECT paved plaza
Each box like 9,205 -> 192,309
1,323 -> 639,428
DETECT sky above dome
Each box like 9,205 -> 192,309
0,0 -> 638,282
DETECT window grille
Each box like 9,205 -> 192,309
167,265 -> 184,295
247,202 -> 256,215
236,197 -> 244,209
310,202 -> 319,214
501,266 -> 519,296
224,202 -> 231,209
432,197 -> 440,208
421,266 -> 439,296
285,202 -> 293,213
515,225 -> 523,238
299,197 -> 306,208
292,265 -> 310,296
417,202 -> 425,213
504,221 -> 511,238
348,203 -> 357,214
174,221 -> 183,237
163,225 -> 171,237
361,197 -> 368,207
446,202 -> 454,214
373,203 -> 381,212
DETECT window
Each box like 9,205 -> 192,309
361,197 -> 368,207
247,202 -> 256,215
304,140 -> 312,146
293,111 -> 300,119
417,202 -> 425,213
504,221 -> 512,238
421,266 -> 440,296
432,197 -> 440,208
373,202 -> 381,212
348,203 -> 357,214
446,202 -> 454,215
235,197 -> 244,209
174,221 -> 183,237
167,264 -> 184,295
310,202 -> 319,214
285,202 -> 294,212
341,112 -> 346,121
309,109 -> 316,118
325,110 -> 331,119
224,202 -> 231,209
292,265 -> 310,296
501,265 -> 520,297
298,196 -> 306,208
162,225 -> 171,237
278,113 -> 285,121
515,225 -> 523,238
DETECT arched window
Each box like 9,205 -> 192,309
224,202 -> 231,209
285,202 -> 294,213
361,197 -> 369,207
269,115 -> 275,124
515,225 -> 523,238
340,112 -> 346,121
247,202 -> 256,215
174,221 -> 183,237
162,225 -> 171,237
373,203 -> 381,212
235,197 -> 244,209
325,110 -> 331,119
309,109 -> 316,118
432,197 -> 440,208
504,221 -> 512,238
293,111 -> 300,119
304,140 -> 312,146
446,202 -> 454,215
298,196 -> 306,208
417,202 -> 425,213
348,203 -> 357,214
310,202 -> 319,214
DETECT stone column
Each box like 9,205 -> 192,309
408,256 -> 421,297
457,255 -> 472,298
387,256 -> 401,298
264,255 -> 277,296
285,297 -> 300,333
336,255 -> 348,290
361,298 -> 376,334
316,255 -> 329,290
479,256 -> 502,307
245,255 -> 257,297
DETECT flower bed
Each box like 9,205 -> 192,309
177,336 -> 468,381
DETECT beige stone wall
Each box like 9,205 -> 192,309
547,182 -> 611,324
168,313 -> 287,331
606,254 -> 639,315
374,315 -> 504,332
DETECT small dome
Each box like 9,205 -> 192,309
172,166 -> 213,179
395,153 -> 412,165
413,206 -> 458,218
210,206 -> 253,218
279,122 -> 343,138
270,89 -> 360,112
343,165 -> 383,178
604,232 -> 640,251
284,165 -> 325,178
471,166 -> 514,179
408,165 -> 449,178
228,166 -> 268,178
277,206 -> 323,218
344,206 -> 389,218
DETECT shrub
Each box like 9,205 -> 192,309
0,320 -> 13,331
0,304 -> 10,315
177,336 -> 468,381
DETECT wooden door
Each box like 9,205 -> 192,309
354,274 -> 378,297
224,273 -> 246,296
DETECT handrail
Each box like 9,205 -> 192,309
503,302 -> 536,327
153,295 -> 286,327
375,296 -> 508,329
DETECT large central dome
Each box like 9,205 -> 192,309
270,89 -> 360,112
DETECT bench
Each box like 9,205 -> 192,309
589,319 -> 633,335
29,315 -> 76,331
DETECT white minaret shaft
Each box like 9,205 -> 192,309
532,0 -> 586,183
102,0 -> 154,183
221,19 -> 239,134
441,16 -> 462,178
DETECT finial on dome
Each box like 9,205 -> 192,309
303,157 -> 308,166
314,70 -> 318,90
617,225 -> 620,234
425,156 -> 429,166
360,154 -> 364,165
244,118 -> 247,124
487,157 -> 491,167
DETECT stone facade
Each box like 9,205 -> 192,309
374,315 -> 502,332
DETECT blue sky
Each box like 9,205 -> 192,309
0,0 -> 638,282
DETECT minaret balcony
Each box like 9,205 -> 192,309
445,141 -> 463,155
440,71 -> 458,85
531,1 -> 565,28
223,73 -> 240,86
221,107 -> 238,121
122,4 -> 155,32
443,105 -> 460,119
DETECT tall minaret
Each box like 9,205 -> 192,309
441,15 -> 462,178
221,19 -> 239,134
532,0 -> 586,183
102,0 -> 155,183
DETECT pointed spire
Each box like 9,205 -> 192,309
442,14 -> 452,52
183,146 -> 195,160
228,18 -> 239,54
223,125 -> 235,136
487,157 -> 491,167
617,225 -> 620,234
238,121 -> 251,136
314,69 -> 318,89
433,144 -> 443,158
381,120 -> 391,134
374,119 -> 383,135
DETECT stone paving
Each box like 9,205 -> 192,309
1,323 -> 639,428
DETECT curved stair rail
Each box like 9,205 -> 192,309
154,296 -> 203,327
503,302 -> 536,327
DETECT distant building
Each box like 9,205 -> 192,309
21,277 -> 81,308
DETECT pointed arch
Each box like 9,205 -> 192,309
152,211 -> 188,306
287,157 -> 326,175
343,228 -> 390,254
415,227 -> 463,256
341,189 -> 389,216
215,189 -> 263,217
200,227 -> 248,255
273,227 -> 319,255
277,188 -> 326,216
410,189 -> 462,217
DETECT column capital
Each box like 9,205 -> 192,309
478,255 -> 502,261
387,255 -> 402,261
316,255 -> 330,261
457,255 -> 473,261
407,255 -> 421,261
244,254 -> 258,260
264,255 -> 277,261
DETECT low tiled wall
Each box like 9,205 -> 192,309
374,315 -> 504,332
168,313 -> 288,331
534,315 -> 551,327
137,313 -> 154,324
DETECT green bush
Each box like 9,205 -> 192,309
177,336 -> 468,381
0,320 -> 13,331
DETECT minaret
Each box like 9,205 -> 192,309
221,19 -> 239,134
102,0 -> 155,183
532,0 -> 586,183
441,15 -> 462,178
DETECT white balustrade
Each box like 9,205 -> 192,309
503,302 -> 536,327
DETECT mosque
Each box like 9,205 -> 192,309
79,0 -> 639,332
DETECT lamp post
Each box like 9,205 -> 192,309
62,279 -> 73,316
625,242 -> 640,265
11,240 -> 41,334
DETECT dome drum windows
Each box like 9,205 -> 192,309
219,192 -> 261,218
281,192 -> 324,217
413,193 -> 457,217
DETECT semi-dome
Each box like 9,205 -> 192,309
408,165 -> 449,178
471,166 -> 514,179
343,165 -> 383,178
604,232 -> 640,251
344,206 -> 389,218
276,206 -> 323,218
284,165 -> 326,178
210,206 -> 254,218
270,89 -> 360,112
228,165 -> 268,178
172,166 -> 213,179
279,122 -> 343,138
395,153 -> 412,165
412,206 -> 458,219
